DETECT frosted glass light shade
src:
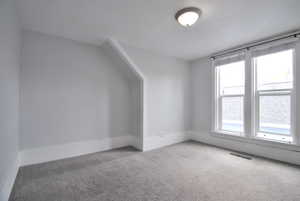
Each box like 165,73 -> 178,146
175,7 -> 201,27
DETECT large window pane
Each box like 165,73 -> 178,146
256,50 -> 293,90
219,61 -> 245,95
221,96 -> 244,133
259,95 -> 290,135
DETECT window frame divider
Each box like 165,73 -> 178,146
291,48 -> 297,145
245,50 -> 253,138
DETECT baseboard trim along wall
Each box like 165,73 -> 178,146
1,157 -> 19,201
19,132 -> 190,166
143,132 -> 189,151
189,131 -> 300,166
19,135 -> 139,166
9,131 -> 300,201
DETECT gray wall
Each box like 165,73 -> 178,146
190,42 -> 300,165
124,46 -> 191,138
190,58 -> 212,133
20,30 -> 135,150
0,0 -> 21,200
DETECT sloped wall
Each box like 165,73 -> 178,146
18,30 -> 191,163
101,40 -> 144,149
19,30 -> 139,165
122,45 -> 191,150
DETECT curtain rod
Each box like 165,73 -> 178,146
210,30 -> 300,60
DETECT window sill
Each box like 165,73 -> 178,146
256,132 -> 292,144
213,130 -> 244,137
211,130 -> 300,152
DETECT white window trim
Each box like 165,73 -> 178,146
212,42 -> 298,148
210,131 -> 300,153
213,54 -> 246,137
251,47 -> 296,144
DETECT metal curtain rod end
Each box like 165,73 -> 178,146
210,29 -> 300,59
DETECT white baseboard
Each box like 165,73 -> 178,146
131,135 -> 143,150
20,135 -> 139,166
5,131 -> 300,201
143,132 -> 189,151
1,156 -> 19,201
189,131 -> 300,166
19,132 -> 189,166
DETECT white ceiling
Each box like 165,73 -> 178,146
17,0 -> 300,60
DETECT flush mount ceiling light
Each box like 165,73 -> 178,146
175,7 -> 201,27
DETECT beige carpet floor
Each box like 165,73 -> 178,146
9,141 -> 300,201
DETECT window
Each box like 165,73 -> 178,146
213,43 -> 296,145
215,57 -> 245,136
253,49 -> 294,143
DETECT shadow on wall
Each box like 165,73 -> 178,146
101,40 -> 144,149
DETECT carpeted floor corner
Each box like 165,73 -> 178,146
9,141 -> 300,201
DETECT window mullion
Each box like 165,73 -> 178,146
252,57 -> 259,139
244,51 -> 252,138
291,48 -> 297,144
